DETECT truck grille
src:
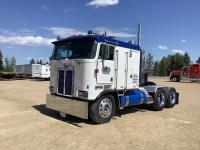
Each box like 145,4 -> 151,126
58,70 -> 64,94
57,69 -> 73,96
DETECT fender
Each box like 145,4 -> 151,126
95,89 -> 121,117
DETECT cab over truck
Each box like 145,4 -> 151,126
46,30 -> 179,124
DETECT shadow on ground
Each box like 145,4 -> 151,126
32,104 -> 92,127
30,79 -> 50,82
165,80 -> 200,84
121,105 -> 151,115
32,104 -> 152,127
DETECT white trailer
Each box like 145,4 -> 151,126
46,28 -> 179,124
14,64 -> 32,76
15,64 -> 50,80
32,64 -> 50,79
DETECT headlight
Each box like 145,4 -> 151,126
78,90 -> 88,98
49,86 -> 55,94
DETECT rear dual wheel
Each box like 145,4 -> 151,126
152,88 -> 177,111
152,89 -> 166,111
165,88 -> 177,108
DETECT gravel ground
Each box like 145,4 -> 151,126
0,77 -> 199,150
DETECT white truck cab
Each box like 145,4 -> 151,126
46,34 -> 179,124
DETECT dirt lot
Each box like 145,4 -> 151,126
0,77 -> 200,150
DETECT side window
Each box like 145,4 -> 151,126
99,44 -> 106,59
109,46 -> 114,60
99,44 -> 114,60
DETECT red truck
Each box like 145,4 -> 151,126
169,64 -> 200,82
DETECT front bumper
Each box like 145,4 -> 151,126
190,78 -> 200,81
46,94 -> 89,119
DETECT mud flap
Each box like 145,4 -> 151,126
176,92 -> 179,104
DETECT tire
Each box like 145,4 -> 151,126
152,89 -> 166,111
165,88 -> 177,108
172,76 -> 178,82
90,95 -> 116,124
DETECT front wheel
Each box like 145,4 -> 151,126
172,76 -> 178,82
90,95 -> 116,124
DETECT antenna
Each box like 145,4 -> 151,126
137,24 -> 141,46
72,25 -> 75,35
104,30 -> 107,37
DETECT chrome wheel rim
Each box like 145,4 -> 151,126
99,98 -> 112,118
158,93 -> 165,106
172,77 -> 177,82
169,92 -> 176,104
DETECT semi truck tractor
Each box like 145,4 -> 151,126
46,28 -> 179,124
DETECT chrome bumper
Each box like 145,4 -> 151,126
46,94 -> 88,119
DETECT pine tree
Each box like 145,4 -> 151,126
3,57 -> 16,72
196,57 -> 200,64
46,58 -> 50,65
183,52 -> 191,65
39,59 -> 43,64
10,57 -> 16,66
30,58 -> 36,64
145,53 -> 154,75
153,61 -> 160,76
36,60 -> 40,64
4,57 -> 11,72
0,49 -> 3,71
10,57 -> 16,72
159,56 -> 169,76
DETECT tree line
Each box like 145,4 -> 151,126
0,49 -> 16,72
145,52 -> 200,76
29,58 -> 49,65
0,49 -> 49,73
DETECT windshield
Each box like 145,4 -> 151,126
51,38 -> 98,60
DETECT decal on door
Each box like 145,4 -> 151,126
102,66 -> 111,74
132,74 -> 139,83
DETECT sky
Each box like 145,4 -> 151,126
0,0 -> 200,64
